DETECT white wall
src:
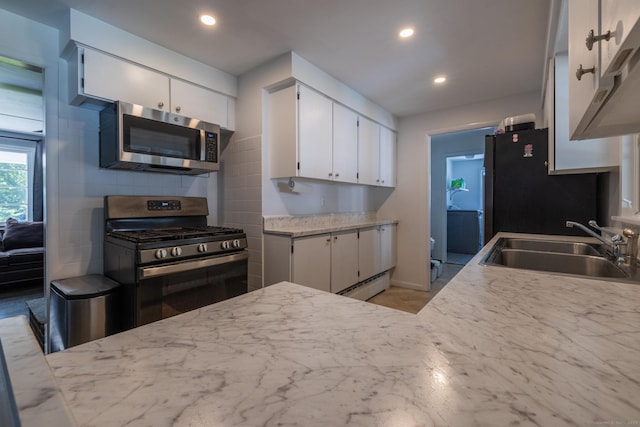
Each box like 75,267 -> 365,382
377,91 -> 543,290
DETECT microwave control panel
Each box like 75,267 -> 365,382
205,132 -> 218,162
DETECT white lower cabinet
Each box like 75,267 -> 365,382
264,224 -> 396,292
358,224 -> 397,280
291,234 -> 331,292
358,227 -> 379,281
379,224 -> 397,272
330,231 -> 359,293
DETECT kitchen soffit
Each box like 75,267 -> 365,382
0,0 -> 552,118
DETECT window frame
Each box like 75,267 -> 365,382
0,136 -> 37,222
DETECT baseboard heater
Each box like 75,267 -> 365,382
339,271 -> 390,301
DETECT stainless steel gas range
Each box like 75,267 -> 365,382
103,195 -> 248,329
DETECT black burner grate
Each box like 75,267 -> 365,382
108,226 -> 243,243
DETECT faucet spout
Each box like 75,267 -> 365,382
565,220 -> 612,246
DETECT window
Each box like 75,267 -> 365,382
0,139 -> 36,222
0,55 -> 44,223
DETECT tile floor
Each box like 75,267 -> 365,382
0,283 -> 43,320
367,262 -> 464,314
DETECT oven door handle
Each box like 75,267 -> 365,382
139,251 -> 249,279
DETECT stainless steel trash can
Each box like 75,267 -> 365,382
49,274 -> 121,352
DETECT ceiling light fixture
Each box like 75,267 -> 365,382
200,15 -> 216,26
434,76 -> 447,84
399,28 -> 414,38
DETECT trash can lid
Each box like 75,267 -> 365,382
51,274 -> 121,299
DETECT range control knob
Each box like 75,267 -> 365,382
221,241 -> 231,250
197,243 -> 208,253
170,247 -> 182,257
155,249 -> 168,259
232,239 -> 241,248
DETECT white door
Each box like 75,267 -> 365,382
332,103 -> 359,183
379,224 -> 397,272
379,126 -> 396,187
358,227 -> 379,281
82,47 -> 170,110
170,79 -> 228,128
292,234 -> 331,292
358,117 -> 380,185
297,85 -> 333,180
330,231 -> 359,293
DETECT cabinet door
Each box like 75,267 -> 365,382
298,85 -> 333,180
82,47 -> 170,110
358,117 -> 380,185
358,227 -> 380,281
568,0 -> 614,139
332,103 -> 359,183
330,231 -> 359,293
379,126 -> 396,187
379,224 -> 397,272
292,234 -> 331,292
600,1 -> 640,76
551,54 -> 619,172
170,79 -> 229,129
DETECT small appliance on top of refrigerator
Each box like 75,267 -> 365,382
484,127 -> 603,244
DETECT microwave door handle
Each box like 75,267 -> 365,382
139,251 -> 249,279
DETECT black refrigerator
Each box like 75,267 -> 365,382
483,128 -> 603,244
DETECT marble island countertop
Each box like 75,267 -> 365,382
3,232 -> 640,426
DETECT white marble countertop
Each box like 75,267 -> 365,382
0,316 -> 77,426
9,231 -> 640,425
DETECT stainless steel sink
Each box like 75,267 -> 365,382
488,248 -> 628,278
500,238 -> 603,256
481,237 -> 637,282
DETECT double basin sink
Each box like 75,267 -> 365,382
482,236 -> 639,283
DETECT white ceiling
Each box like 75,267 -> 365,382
0,0 -> 553,118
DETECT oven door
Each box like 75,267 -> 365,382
136,251 -> 248,326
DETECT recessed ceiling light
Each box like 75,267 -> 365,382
434,76 -> 447,84
200,15 -> 216,26
399,28 -> 414,38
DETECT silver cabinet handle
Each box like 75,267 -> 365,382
158,101 -> 164,109
576,64 -> 595,81
175,105 -> 181,113
586,29 -> 611,51
335,173 -> 340,177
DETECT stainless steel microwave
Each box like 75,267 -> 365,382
99,101 -> 220,175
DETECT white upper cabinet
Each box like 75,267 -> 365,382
358,116 -> 396,187
269,82 -> 393,186
298,85 -> 334,180
357,117 -> 380,186
332,103 -> 359,183
568,0 -> 614,140
68,46 -> 235,130
170,79 -> 230,130
568,0 -> 640,139
74,47 -> 170,110
600,1 -> 640,77
269,83 -> 333,180
548,54 -> 619,173
379,126 -> 397,187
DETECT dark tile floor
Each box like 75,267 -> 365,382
0,283 -> 43,320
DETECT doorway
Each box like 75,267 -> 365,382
429,126 -> 495,285
0,55 -> 45,341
